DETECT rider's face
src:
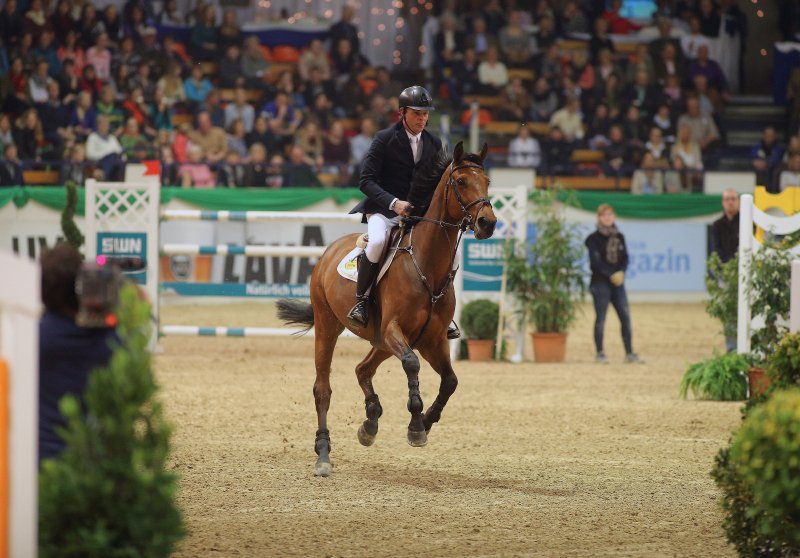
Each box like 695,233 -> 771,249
404,108 -> 429,135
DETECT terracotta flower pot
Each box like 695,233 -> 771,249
530,332 -> 567,363
466,339 -> 494,362
747,366 -> 771,398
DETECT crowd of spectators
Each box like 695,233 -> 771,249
0,0 -> 753,192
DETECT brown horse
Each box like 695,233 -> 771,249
276,141 -> 497,476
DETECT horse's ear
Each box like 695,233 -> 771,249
479,142 -> 488,163
453,141 -> 464,163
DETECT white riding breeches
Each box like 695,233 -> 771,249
364,213 -> 461,271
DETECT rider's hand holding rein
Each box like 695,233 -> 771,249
392,200 -> 414,217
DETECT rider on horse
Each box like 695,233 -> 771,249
347,85 -> 460,340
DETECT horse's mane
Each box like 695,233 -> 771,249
407,148 -> 485,217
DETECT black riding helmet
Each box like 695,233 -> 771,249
399,85 -> 436,111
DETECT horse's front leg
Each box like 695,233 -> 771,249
419,338 -> 459,436
355,348 -> 391,446
384,321 -> 427,447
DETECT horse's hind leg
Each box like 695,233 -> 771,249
419,338 -> 459,436
312,306 -> 344,477
384,321 -> 427,447
355,348 -> 391,446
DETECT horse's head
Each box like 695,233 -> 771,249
446,141 -> 497,239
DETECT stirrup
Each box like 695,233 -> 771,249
447,322 -> 461,340
347,298 -> 369,328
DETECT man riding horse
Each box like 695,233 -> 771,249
347,85 -> 460,340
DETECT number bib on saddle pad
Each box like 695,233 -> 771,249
336,232 -> 400,284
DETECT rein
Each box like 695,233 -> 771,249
398,160 -> 492,348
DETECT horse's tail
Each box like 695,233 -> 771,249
276,299 -> 315,335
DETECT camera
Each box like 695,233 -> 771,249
74,256 -> 144,328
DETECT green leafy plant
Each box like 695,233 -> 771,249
745,244 -> 792,360
60,180 -> 85,249
505,188 -> 586,333
729,388 -> 800,551
38,284 -> 185,557
679,351 -> 750,401
460,299 -> 500,340
705,251 -> 738,340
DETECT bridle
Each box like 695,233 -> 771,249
397,159 -> 493,347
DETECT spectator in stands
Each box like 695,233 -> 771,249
298,38 -> 331,82
447,47 -> 481,107
530,76 -> 558,123
241,35 -> 269,89
107,4 -> 128,43
282,145 -> 322,188
303,67 -> 338,112
85,32 -> 111,82
603,124 -> 635,178
652,102 -> 676,143
0,115 -> 13,151
156,62 -> 186,107
601,0 -> 642,34
184,63 -> 213,107
630,152 -> 665,194
541,126 -> 574,179
691,74 -> 719,117
434,13 -> 466,76
331,39 -> 366,84
698,0 -> 721,38
508,123 -> 541,168
498,77 -> 533,122
535,14 -> 558,50
569,50 -> 595,97
262,91 -> 302,149
329,4 -> 360,60
242,143 -> 270,187
69,90 -> 96,143
537,43 -> 562,82
0,143 -> 23,186
624,69 -> 658,120
500,11 -> 536,67
95,85 -> 124,132
180,143 -> 214,188
266,153 -> 284,188
189,4 -> 217,62
561,1 -> 589,34
688,44 -> 730,103
0,0 -> 23,51
27,58 -> 52,105
481,0 -> 507,35
465,17 -> 497,57
187,110 -> 227,164
57,58 -> 82,105
246,114 -> 280,155
622,104 -> 648,155
158,0 -> 182,25
350,116 -> 376,182
649,16 -> 684,64
750,126 -> 783,190
14,107 -> 46,160
218,8 -> 242,53
623,44 -> 655,88
322,120 -> 351,184
113,35 -> 141,79
216,150 -> 244,188
14,32 -> 37,73
224,87 -> 255,133
58,144 -> 87,185
644,126 -> 671,168
121,86 -> 153,132
111,63 -> 133,102
549,95 -> 584,143
119,117 -> 146,159
130,63 -> 156,103
681,14 -> 711,61
86,114 -> 124,180
76,4 -> 105,50
654,42 -> 687,87
595,47 -> 622,85
24,0 -> 48,37
34,30 -> 61,79
589,17 -> 615,64
39,81 -> 72,160
677,95 -> 720,164
671,123 -> 704,191
587,103 -> 613,150
218,44 -> 244,89
275,70 -> 305,110
295,120 -> 324,168
159,145 -> 179,185
226,118 -> 248,159
779,152 -> 800,191
478,46 -> 508,95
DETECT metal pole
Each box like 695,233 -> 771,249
791,260 -> 800,333
737,194 -> 753,354
469,100 -> 479,154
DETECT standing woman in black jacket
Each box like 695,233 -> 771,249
585,204 -> 641,364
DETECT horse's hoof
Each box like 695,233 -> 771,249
407,429 -> 428,447
314,459 -> 333,477
357,423 -> 376,446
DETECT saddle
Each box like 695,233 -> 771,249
337,226 -> 406,284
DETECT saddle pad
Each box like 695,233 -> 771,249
336,239 -> 399,284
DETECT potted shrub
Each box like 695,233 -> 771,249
505,188 -> 585,362
678,350 -> 750,401
460,299 -> 499,361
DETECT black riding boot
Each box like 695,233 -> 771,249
347,258 -> 380,328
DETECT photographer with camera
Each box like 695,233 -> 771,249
38,242 -> 120,462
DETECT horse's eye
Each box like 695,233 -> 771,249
457,178 -> 464,186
